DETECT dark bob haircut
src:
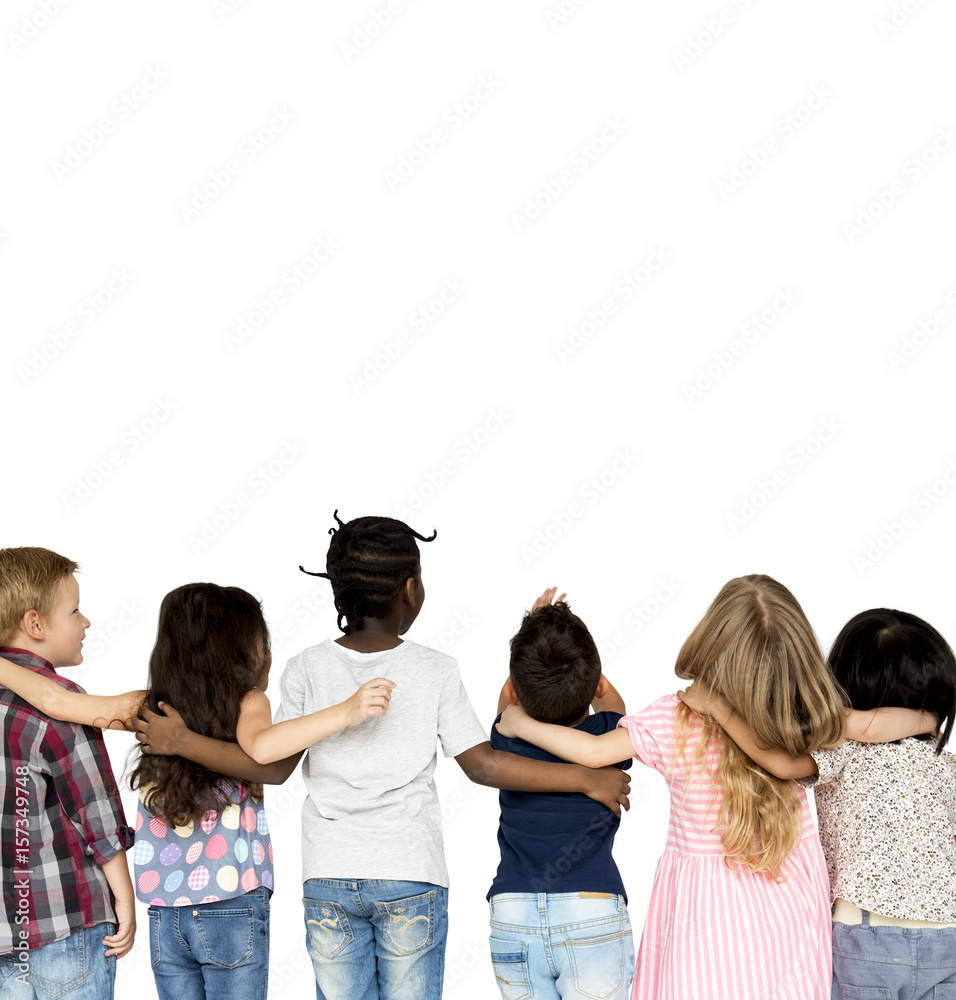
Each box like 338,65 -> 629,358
827,608 -> 956,752
509,601 -> 601,726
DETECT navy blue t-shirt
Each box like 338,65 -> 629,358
487,711 -> 632,901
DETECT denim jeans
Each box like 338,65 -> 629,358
488,893 -> 634,1000
147,888 -> 270,1000
302,878 -> 448,1000
832,910 -> 956,1000
0,923 -> 116,999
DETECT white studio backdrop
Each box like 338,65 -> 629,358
3,0 -> 955,995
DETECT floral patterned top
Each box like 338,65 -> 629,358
133,782 -> 274,907
802,738 -> 956,921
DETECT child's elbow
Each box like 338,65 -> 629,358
241,738 -> 273,767
581,749 -> 611,769
41,690 -> 70,721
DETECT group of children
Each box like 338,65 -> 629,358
0,512 -> 953,1000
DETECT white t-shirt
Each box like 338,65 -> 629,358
274,638 -> 487,887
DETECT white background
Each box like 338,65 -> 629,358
4,0 -> 956,995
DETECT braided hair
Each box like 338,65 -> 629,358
300,511 -> 436,633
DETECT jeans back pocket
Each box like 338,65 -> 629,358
193,904 -> 255,969
489,938 -> 532,1000
304,899 -> 354,960
376,889 -> 436,957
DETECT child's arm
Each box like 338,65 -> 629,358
677,683 -> 817,780
845,707 -> 938,742
496,703 -> 636,768
100,851 -> 135,958
235,678 -> 395,765
135,703 -> 302,785
0,655 -> 144,730
679,682 -> 940,777
455,740 -> 631,816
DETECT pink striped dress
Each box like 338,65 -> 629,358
619,695 -> 831,1000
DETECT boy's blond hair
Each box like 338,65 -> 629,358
0,547 -> 79,645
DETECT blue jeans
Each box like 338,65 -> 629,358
302,878 -> 448,1000
0,923 -> 116,999
488,893 -> 634,1000
832,911 -> 956,1000
147,888 -> 270,1000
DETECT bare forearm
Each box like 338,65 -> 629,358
456,742 -> 589,793
177,730 -> 300,783
101,850 -> 134,904
846,707 -> 938,743
239,704 -> 350,765
719,711 -> 816,780
507,716 -> 632,768
0,656 -> 142,729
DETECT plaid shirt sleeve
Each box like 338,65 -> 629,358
38,718 -> 133,865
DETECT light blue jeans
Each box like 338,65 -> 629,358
0,923 -> 116,998
302,878 -> 448,1000
147,888 -> 270,1000
489,893 -> 634,1000
832,910 -> 956,1000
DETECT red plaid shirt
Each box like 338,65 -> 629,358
0,648 -> 133,953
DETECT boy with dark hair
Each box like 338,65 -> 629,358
488,588 -> 635,1000
0,548 -> 134,998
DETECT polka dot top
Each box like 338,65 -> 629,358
133,782 -> 275,907
803,738 -> 956,922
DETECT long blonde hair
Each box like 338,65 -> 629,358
675,575 -> 846,879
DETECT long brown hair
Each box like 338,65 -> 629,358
675,575 -> 846,879
130,583 -> 268,827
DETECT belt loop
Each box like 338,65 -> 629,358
861,909 -> 870,929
